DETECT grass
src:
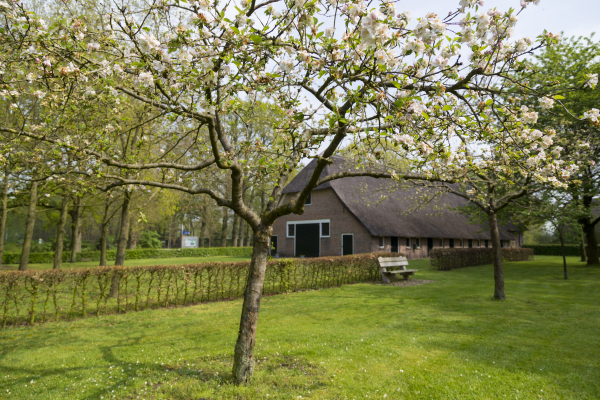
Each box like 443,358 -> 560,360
0,256 -> 599,399
1,255 -> 252,271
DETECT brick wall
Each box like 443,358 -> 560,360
272,188 -> 373,257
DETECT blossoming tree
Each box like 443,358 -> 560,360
0,0 -> 594,383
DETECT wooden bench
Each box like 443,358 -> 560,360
377,256 -> 418,283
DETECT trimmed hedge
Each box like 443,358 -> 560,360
1,247 -> 254,265
0,252 -> 396,328
521,244 -> 587,257
430,248 -> 534,271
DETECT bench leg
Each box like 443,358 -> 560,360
380,271 -> 391,284
402,274 -> 410,280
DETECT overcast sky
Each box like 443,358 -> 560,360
404,0 -> 597,40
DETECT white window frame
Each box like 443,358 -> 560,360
341,233 -> 354,255
415,238 -> 420,248
405,237 -> 411,248
305,192 -> 312,205
378,237 -> 385,249
286,219 -> 330,239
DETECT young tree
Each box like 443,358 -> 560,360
526,35 -> 600,264
2,0 -> 595,383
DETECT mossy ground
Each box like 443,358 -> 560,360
0,256 -> 598,399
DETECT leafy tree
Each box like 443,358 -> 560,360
525,34 -> 600,264
138,230 -> 162,249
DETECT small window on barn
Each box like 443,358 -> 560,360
305,192 -> 312,205
449,238 -> 455,248
379,237 -> 384,248
287,223 -> 295,237
406,238 -> 411,248
415,238 -> 420,248
485,240 -> 489,248
321,222 -> 330,237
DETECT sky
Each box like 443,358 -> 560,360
404,0 -> 598,41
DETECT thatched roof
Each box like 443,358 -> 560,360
283,156 -> 519,240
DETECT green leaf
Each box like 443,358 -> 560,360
142,27 -> 150,32
486,99 -> 493,105
250,34 -> 262,44
422,111 -> 429,120
294,113 -> 305,121
391,82 -> 403,90
553,95 -> 565,100
442,105 -> 453,111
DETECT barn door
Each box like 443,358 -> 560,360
342,234 -> 354,256
295,224 -> 320,257
391,237 -> 399,253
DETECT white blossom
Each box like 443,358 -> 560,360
584,73 -> 598,89
539,96 -> 554,109
583,108 -> 600,123
138,71 -> 154,87
279,59 -> 295,73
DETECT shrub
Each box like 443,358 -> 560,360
0,252 -> 394,327
430,248 -> 534,271
1,246 -> 254,265
138,231 -> 163,249
521,244 -> 586,257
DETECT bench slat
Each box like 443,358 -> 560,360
378,257 -> 408,262
379,261 -> 409,267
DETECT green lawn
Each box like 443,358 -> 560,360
0,256 -> 599,399
2,255 -> 251,271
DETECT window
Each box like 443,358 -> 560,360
501,240 -> 504,248
379,237 -> 384,248
485,240 -> 489,248
510,240 -> 516,248
321,222 -> 330,237
458,239 -> 462,248
305,192 -> 312,205
406,238 -> 411,248
287,223 -> 295,237
415,238 -> 420,248
449,238 -> 455,248
468,239 -> 473,248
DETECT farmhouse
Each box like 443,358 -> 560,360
272,156 -> 523,259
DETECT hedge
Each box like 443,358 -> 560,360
0,252 -> 396,328
1,247 -> 254,265
521,244 -> 588,257
430,248 -> 534,271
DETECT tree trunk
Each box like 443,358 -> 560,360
237,217 -> 245,247
580,230 -> 587,263
559,233 -> 568,280
232,225 -> 272,384
581,218 -> 599,265
231,213 -> 239,247
111,191 -> 131,297
19,181 -> 39,271
127,217 -> 137,249
244,220 -> 252,247
69,197 -> 82,263
488,212 -> 505,300
200,221 -> 207,248
100,222 -> 109,266
115,191 -> 131,266
0,167 -> 9,268
221,208 -> 229,247
99,197 -> 112,267
53,195 -> 70,269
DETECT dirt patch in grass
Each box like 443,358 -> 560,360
373,279 -> 435,287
